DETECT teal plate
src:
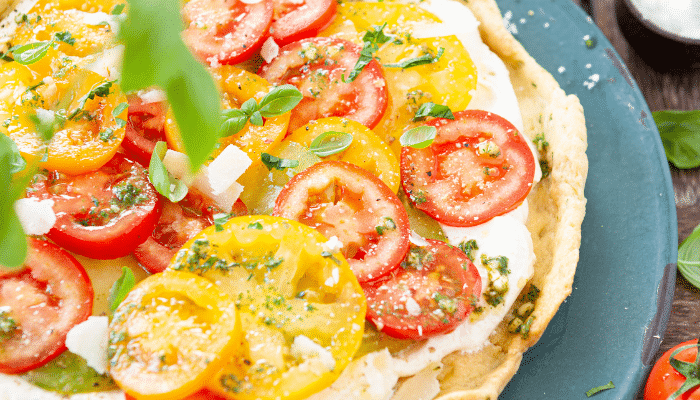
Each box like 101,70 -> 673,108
494,1 -> 678,399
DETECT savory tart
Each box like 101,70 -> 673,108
0,0 -> 587,398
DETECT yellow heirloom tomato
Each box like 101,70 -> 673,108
167,216 -> 367,400
30,0 -> 124,13
0,61 -> 127,174
320,1 -> 478,154
108,271 -> 241,400
12,9 -> 114,58
165,66 -> 290,162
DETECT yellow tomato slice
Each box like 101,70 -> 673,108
165,66 -> 289,163
167,216 -> 366,400
0,61 -> 127,174
12,9 -> 114,57
320,1 -> 478,155
30,0 -> 124,13
108,271 -> 241,400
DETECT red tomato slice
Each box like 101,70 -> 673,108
401,110 -> 536,227
273,160 -> 410,283
259,37 -> 388,132
270,0 -> 337,46
25,154 -> 162,260
182,0 -> 273,65
134,193 -> 248,274
0,238 -> 93,374
363,239 -> 481,340
645,339 -> 700,400
122,94 -> 168,167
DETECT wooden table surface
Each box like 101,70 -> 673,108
569,0 -> 700,397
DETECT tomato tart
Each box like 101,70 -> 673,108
0,0 -> 587,399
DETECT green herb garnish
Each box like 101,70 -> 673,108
678,222 -> 700,289
413,102 -> 454,122
654,110 -> 700,169
384,47 -> 444,69
261,153 -> 299,171
220,85 -> 302,137
346,23 -> 392,82
585,381 -> 615,397
148,141 -> 188,202
309,131 -> 353,157
399,126 -> 437,149
108,267 -> 136,313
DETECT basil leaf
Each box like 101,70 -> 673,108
261,153 -> 299,171
258,85 -> 303,117
347,23 -> 391,82
111,3 -> 126,15
30,109 -> 63,141
112,101 -> 128,117
23,351 -> 117,393
0,140 -> 26,269
654,110 -> 700,169
400,126 -> 437,149
413,102 -> 454,121
0,135 -> 26,174
69,80 -> 115,119
309,131 -> 353,157
148,141 -> 188,202
10,41 -> 53,65
54,31 -> 75,46
249,110 -> 264,126
240,98 -> 258,116
585,381 -> 615,397
220,109 -> 249,137
678,222 -> 700,289
120,0 -> 220,172
213,212 -> 232,232
108,267 -> 135,313
384,47 -> 444,69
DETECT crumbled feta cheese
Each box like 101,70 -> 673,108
261,37 -> 280,63
325,268 -> 340,287
291,335 -> 336,372
65,316 -> 110,374
14,198 -> 56,235
405,297 -> 421,317
322,236 -> 344,254
207,144 -> 252,195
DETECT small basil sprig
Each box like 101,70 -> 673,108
9,31 -> 75,65
148,141 -> 188,202
220,85 -> 302,137
68,80 -> 116,120
108,267 -> 136,313
309,131 -> 353,157
261,153 -> 299,171
400,126 -> 437,149
346,23 -> 392,82
678,222 -> 700,289
413,103 -> 454,122
654,110 -> 700,169
384,47 -> 444,69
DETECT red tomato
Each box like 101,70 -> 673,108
25,154 -> 162,260
645,339 -> 700,400
122,94 -> 168,167
401,110 -> 536,227
259,37 -> 388,132
182,0 -> 273,65
273,160 -> 410,283
270,0 -> 337,46
363,239 -> 481,340
0,238 -> 93,374
134,193 -> 248,274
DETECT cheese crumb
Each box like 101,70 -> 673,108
261,37 -> 280,63
322,236 -> 344,254
291,335 -> 336,372
405,297 -> 421,317
207,144 -> 252,195
14,198 -> 56,235
65,316 -> 110,374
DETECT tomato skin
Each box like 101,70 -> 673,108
0,238 -> 93,374
270,0 -> 337,46
183,0 -> 273,65
25,153 -> 162,260
401,110 -> 535,227
122,95 -> 168,167
645,339 -> 700,400
135,195 -> 248,274
273,160 -> 410,283
259,36 -> 388,132
363,239 -> 481,340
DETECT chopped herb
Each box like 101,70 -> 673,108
54,31 -> 76,46
346,23 -> 392,82
540,159 -> 551,178
375,216 -> 396,235
260,153 -> 299,171
413,102 -> 454,121
402,245 -> 433,270
585,381 -> 615,397
214,213 -> 232,232
248,222 -> 263,230
0,309 -> 18,339
458,239 -> 478,262
533,133 -> 549,152
433,293 -> 457,314
68,80 -> 116,120
383,47 -> 444,69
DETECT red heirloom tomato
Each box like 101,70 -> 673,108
645,339 -> 700,400
0,238 -> 93,374
122,94 -> 168,167
25,153 -> 162,260
135,192 -> 248,274
270,0 -> 337,46
273,160 -> 409,283
363,239 -> 481,340
259,37 -> 388,132
401,110 -> 536,227
182,0 -> 273,65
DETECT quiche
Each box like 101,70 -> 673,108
0,0 -> 587,399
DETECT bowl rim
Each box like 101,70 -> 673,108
620,0 -> 700,46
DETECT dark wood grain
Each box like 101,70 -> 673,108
571,0 -> 700,397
